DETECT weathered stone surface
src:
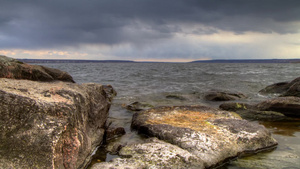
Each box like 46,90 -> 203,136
204,91 -> 247,101
124,101 -> 153,111
92,137 -> 205,169
256,97 -> 300,118
259,82 -> 290,94
121,105 -> 277,168
259,77 -> 300,97
0,78 -> 115,169
281,81 -> 300,97
219,102 -> 287,121
219,102 -> 254,111
0,55 -> 75,82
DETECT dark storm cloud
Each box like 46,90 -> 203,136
0,0 -> 299,49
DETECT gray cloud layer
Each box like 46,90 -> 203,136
1,0 -> 300,50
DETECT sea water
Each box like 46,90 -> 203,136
40,62 -> 300,168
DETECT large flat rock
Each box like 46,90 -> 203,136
92,105 -> 277,168
0,79 -> 115,168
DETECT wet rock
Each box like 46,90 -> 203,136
259,77 -> 300,97
0,78 -> 115,169
166,94 -> 187,101
281,81 -> 300,97
106,142 -> 125,155
103,84 -> 117,101
124,101 -> 153,111
204,91 -> 247,101
92,137 -> 205,169
259,82 -> 290,95
105,127 -> 126,141
256,97 -> 300,118
126,105 -> 277,168
0,55 -> 75,82
234,110 -> 286,121
219,102 -> 254,111
220,102 -> 292,121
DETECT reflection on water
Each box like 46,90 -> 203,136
260,121 -> 300,137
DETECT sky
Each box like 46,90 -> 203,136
0,0 -> 300,62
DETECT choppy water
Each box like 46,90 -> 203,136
41,62 -> 300,169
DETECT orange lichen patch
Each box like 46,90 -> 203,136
146,110 -> 219,131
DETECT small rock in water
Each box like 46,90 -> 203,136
259,76 -> 300,97
106,142 -> 125,155
165,94 -> 187,100
124,101 -> 153,111
204,91 -> 247,101
105,127 -> 126,141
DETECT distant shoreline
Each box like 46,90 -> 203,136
190,59 -> 300,63
18,58 -> 300,64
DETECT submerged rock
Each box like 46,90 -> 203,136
204,91 -> 247,101
0,55 -> 75,82
259,76 -> 300,97
165,94 -> 187,101
124,101 -> 153,111
92,105 -> 277,168
0,78 -> 115,169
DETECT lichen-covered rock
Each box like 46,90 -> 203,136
92,137 -> 205,169
256,96 -> 300,118
204,91 -> 247,101
129,106 -> 277,168
219,102 -> 253,111
0,55 -> 75,82
259,77 -> 300,97
0,78 -> 115,169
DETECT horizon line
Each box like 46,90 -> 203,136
16,58 -> 300,63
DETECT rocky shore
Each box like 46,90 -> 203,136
1,55 -> 299,168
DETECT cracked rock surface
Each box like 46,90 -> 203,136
92,105 -> 277,169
